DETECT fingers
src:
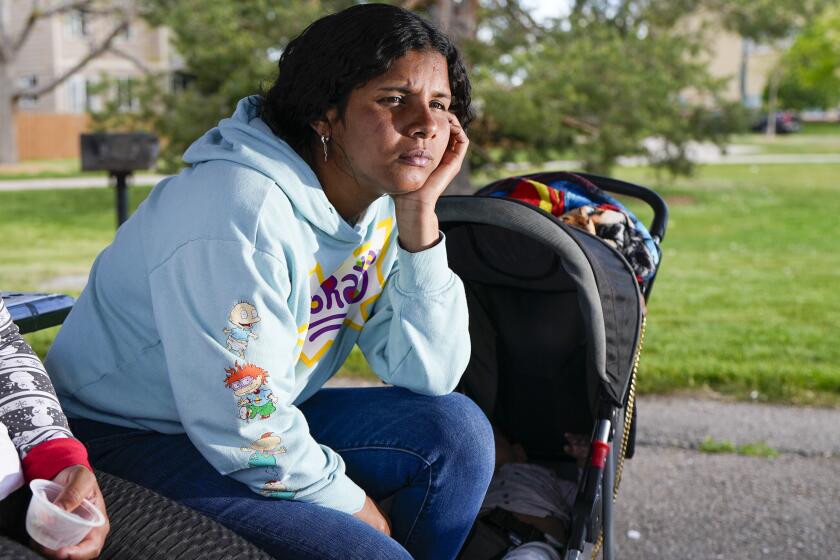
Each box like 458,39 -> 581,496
55,520 -> 108,560
447,114 -> 469,153
372,497 -> 392,537
53,466 -> 94,512
56,534 -> 97,560
38,468 -> 108,560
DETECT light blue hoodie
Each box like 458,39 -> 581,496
46,96 -> 470,514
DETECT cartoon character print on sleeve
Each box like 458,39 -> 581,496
238,433 -> 297,499
223,302 -> 261,359
260,480 -> 296,499
241,432 -> 287,467
223,362 -> 278,422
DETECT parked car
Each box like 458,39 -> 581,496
752,111 -> 802,133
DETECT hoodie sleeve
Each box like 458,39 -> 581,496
356,233 -> 471,396
148,239 -> 365,515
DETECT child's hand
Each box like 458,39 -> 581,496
35,465 -> 110,560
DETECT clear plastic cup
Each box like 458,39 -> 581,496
26,478 -> 105,550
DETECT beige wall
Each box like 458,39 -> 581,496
682,13 -> 783,107
9,0 -> 59,112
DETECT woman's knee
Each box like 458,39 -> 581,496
420,392 -> 495,481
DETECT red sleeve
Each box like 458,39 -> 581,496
22,438 -> 92,482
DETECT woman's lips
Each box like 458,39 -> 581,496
398,150 -> 433,167
399,156 -> 432,167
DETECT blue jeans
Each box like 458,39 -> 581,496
70,387 -> 494,559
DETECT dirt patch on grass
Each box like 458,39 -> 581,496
665,195 -> 697,206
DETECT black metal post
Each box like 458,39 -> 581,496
111,171 -> 131,226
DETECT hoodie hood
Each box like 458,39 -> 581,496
183,96 -> 379,240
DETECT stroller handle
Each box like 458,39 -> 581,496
518,171 -> 670,244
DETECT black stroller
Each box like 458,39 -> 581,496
440,172 -> 668,560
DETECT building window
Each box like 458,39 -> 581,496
119,22 -> 132,41
66,10 -> 90,37
67,76 -> 87,113
18,75 -> 39,108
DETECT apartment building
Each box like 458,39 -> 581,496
9,1 -> 176,158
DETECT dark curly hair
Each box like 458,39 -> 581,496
260,3 -> 472,165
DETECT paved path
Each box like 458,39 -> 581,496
614,396 -> 840,559
2,148 -> 840,192
325,381 -> 840,559
0,174 -> 166,191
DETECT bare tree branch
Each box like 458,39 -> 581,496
559,114 -> 599,135
13,17 -> 129,101
107,44 -> 152,74
487,0 -> 547,38
13,0 -> 94,52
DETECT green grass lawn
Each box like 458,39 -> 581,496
730,133 -> 840,155
613,164 -> 840,405
729,121 -> 840,155
2,162 -> 839,404
0,158 -> 102,180
800,122 -> 840,135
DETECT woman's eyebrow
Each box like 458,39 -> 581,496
377,86 -> 451,99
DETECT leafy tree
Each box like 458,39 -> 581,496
463,0 -> 744,175
105,0 -> 821,177
708,0 -> 827,43
708,0 -> 830,134
775,4 -> 840,110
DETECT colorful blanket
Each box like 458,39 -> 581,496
487,173 -> 659,286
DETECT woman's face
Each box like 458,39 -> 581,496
326,50 -> 454,198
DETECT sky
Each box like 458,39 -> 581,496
521,0 -> 571,22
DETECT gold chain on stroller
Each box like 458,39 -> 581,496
591,314 -> 646,559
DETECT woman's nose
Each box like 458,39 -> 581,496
407,103 -> 438,139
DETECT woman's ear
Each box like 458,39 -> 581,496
309,108 -> 339,138
309,119 -> 330,138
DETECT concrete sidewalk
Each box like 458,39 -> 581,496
2,148 -> 840,192
614,396 -> 840,559
0,174 -> 167,191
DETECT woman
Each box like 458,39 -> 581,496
46,4 -> 494,559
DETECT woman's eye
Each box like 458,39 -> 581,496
380,96 -> 404,105
430,100 -> 447,111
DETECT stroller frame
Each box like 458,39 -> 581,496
438,172 -> 668,560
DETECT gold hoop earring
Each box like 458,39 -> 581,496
321,135 -> 329,162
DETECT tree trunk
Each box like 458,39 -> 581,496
0,62 -> 19,164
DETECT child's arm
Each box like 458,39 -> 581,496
0,298 -> 91,482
